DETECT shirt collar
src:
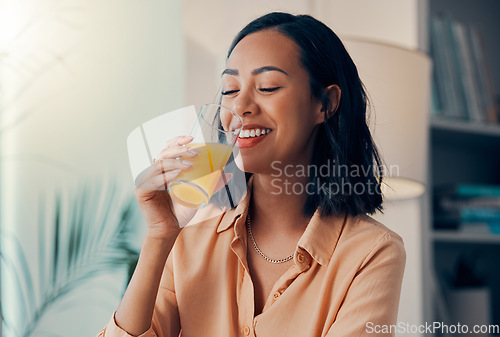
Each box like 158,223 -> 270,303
296,209 -> 347,266
216,175 -> 348,266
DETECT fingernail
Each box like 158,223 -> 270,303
188,149 -> 200,155
181,160 -> 193,166
171,168 -> 182,174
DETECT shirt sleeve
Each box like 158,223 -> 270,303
96,249 -> 181,337
96,312 -> 158,337
326,232 -> 406,337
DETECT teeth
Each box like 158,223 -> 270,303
239,128 -> 272,138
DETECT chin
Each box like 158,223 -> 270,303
234,152 -> 271,175
234,154 -> 245,172
235,153 -> 255,173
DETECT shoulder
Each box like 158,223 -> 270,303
337,213 -> 406,266
342,213 -> 404,246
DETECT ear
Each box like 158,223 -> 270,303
322,84 -> 341,121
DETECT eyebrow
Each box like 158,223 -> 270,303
221,66 -> 288,77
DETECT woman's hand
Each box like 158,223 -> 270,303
134,135 -> 199,239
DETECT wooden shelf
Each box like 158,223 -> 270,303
427,0 -> 500,331
430,117 -> 500,149
431,117 -> 500,137
433,230 -> 500,244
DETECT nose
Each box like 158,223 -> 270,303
231,88 -> 258,119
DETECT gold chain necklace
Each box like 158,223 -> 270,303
246,209 -> 294,264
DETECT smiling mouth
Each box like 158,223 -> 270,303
236,128 -> 272,148
237,128 -> 272,138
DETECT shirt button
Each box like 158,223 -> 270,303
243,325 -> 251,335
297,253 -> 305,263
273,291 -> 281,299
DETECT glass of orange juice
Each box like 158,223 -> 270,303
167,104 -> 242,209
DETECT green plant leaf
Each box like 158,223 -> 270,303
1,178 -> 141,337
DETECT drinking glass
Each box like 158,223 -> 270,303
167,104 -> 242,209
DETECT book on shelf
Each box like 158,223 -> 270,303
459,222 -> 492,234
434,206 -> 500,231
430,13 -> 498,124
435,183 -> 500,198
469,26 -> 498,124
452,21 -> 483,122
435,207 -> 500,222
434,218 -> 500,234
437,195 -> 500,211
430,14 -> 466,119
434,211 -> 500,233
433,183 -> 500,234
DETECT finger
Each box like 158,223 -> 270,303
166,135 -> 194,147
155,144 -> 200,162
137,159 -> 193,187
151,135 -> 194,163
156,158 -> 194,173
137,168 -> 183,191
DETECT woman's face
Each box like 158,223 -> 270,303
222,29 -> 324,175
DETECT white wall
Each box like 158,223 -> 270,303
182,0 -> 422,108
0,1 -> 184,335
313,0 -> 420,50
1,1 -> 185,176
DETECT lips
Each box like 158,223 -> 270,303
236,129 -> 272,148
239,128 -> 272,138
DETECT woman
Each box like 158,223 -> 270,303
98,12 -> 405,337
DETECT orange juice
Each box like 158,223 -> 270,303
168,143 -> 233,208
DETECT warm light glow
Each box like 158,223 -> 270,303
382,177 -> 426,201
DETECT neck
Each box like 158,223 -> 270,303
249,172 -> 312,236
247,126 -> 319,236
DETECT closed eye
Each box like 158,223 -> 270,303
259,87 -> 281,93
221,89 -> 239,96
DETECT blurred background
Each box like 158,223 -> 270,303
1,0 -> 499,336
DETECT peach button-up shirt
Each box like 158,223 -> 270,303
100,179 -> 406,337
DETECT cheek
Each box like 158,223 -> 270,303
275,87 -> 319,126
281,104 -> 317,133
279,106 -> 320,150
220,109 -> 241,132
221,96 -> 231,109
275,115 -> 311,153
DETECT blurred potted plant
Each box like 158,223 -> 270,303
0,179 -> 141,337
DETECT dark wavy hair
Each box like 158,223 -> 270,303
221,12 -> 384,217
